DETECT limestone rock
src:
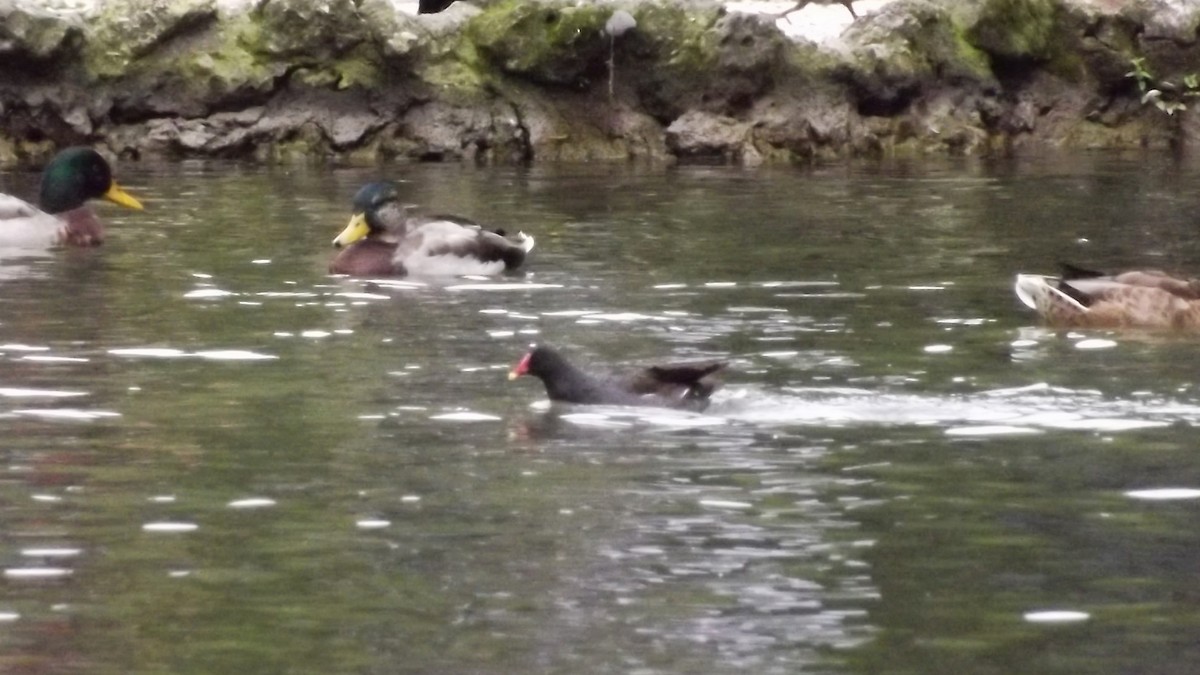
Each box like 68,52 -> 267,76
466,0 -> 611,88
0,1 -> 83,66
665,110 -> 751,161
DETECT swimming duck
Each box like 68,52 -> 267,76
0,147 -> 143,249
329,181 -> 534,277
1015,264 -> 1200,329
508,344 -> 727,410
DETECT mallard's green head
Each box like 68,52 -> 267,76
333,181 -> 402,248
39,147 -> 143,215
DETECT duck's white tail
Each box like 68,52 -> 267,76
1014,274 -> 1088,314
1014,274 -> 1049,310
517,232 -> 535,253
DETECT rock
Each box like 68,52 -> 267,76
966,0 -> 1061,64
1124,0 -> 1200,84
466,0 -> 611,88
0,1 -> 83,67
665,110 -> 751,161
836,0 -> 994,116
3,0 -> 1200,166
250,0 -> 399,62
402,99 -> 529,162
83,0 -> 219,74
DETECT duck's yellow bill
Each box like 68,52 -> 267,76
333,213 -> 370,247
104,182 -> 144,210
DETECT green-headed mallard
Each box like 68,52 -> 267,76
329,181 -> 534,277
0,147 -> 143,249
1015,264 -> 1200,329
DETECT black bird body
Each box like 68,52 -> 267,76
418,0 -> 457,13
509,346 -> 726,410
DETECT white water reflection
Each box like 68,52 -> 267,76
430,411 -> 502,422
1124,488 -> 1200,501
20,548 -> 82,558
0,387 -> 86,398
4,568 -> 72,579
109,347 -> 276,360
1024,610 -> 1090,624
11,409 -> 120,421
538,382 -> 1200,434
142,522 -> 199,533
228,498 -> 277,509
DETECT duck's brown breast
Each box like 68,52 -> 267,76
329,240 -> 403,276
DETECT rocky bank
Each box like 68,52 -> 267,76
1,0 -> 1200,166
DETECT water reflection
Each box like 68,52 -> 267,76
0,156 -> 1199,672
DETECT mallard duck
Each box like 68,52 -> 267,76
329,181 -> 534,277
1015,264 -> 1200,329
0,147 -> 143,249
508,344 -> 727,410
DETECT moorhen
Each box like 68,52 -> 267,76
508,345 -> 726,410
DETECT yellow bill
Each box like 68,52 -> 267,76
333,212 -> 370,247
104,182 -> 144,210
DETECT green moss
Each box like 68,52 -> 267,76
967,0 -> 1058,63
466,0 -> 610,87
633,3 -> 721,75
783,40 -> 841,77
420,59 -> 486,94
948,21 -> 995,81
84,6 -> 273,92
329,47 -> 383,89
844,0 -> 999,84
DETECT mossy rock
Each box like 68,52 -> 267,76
619,2 -> 721,119
837,0 -> 994,116
466,0 -> 611,88
1122,0 -> 1200,87
84,0 -> 271,91
966,0 -> 1060,63
250,0 -> 398,59
615,4 -> 786,121
0,2 -> 84,70
83,0 -> 218,75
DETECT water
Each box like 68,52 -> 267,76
2,154 -> 1200,674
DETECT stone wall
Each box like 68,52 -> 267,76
1,0 -> 1199,166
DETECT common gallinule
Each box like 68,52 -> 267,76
508,345 -> 726,410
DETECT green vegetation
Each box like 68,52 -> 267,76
1126,56 -> 1200,117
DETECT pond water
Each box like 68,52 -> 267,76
1,154 -> 1199,674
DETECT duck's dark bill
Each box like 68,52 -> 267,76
104,182 -> 144,210
508,352 -> 532,380
333,212 -> 370,247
